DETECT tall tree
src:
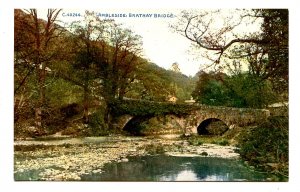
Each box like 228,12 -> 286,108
128,62 -> 174,101
255,9 -> 288,94
67,12 -> 106,123
67,12 -> 144,127
171,9 -> 288,94
14,9 -> 63,128
96,21 -> 143,126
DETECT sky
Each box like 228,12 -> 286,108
98,9 -> 200,76
37,9 -> 203,76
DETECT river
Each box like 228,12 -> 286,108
14,136 -> 278,181
81,155 -> 272,181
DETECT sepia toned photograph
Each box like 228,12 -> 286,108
13,8 -> 288,182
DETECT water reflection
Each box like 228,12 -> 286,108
81,155 -> 271,181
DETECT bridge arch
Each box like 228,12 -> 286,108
123,115 -> 154,135
197,118 -> 229,135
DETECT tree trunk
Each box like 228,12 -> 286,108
35,107 -> 42,128
104,100 -> 112,129
83,85 -> 89,124
35,63 -> 46,129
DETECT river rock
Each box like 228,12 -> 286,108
92,169 -> 102,174
120,158 -> 129,162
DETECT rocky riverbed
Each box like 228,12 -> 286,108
14,135 -> 240,181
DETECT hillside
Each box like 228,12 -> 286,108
124,62 -> 196,102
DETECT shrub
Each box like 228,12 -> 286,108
237,116 -> 288,178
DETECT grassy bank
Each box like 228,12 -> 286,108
237,116 -> 288,180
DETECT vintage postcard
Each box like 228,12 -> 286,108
0,0 -> 297,191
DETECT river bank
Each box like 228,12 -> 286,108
14,135 -> 239,181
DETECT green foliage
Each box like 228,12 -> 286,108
126,62 -> 196,102
192,71 -> 227,106
237,116 -> 288,178
88,109 -> 110,136
46,78 -> 83,108
259,9 -> 288,94
193,72 -> 277,108
197,80 -> 229,106
186,135 -> 229,146
224,74 -> 277,108
166,69 -> 196,102
126,63 -> 171,101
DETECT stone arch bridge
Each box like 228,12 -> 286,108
111,100 -> 270,135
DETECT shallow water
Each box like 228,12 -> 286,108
14,136 -> 281,181
81,155 -> 272,181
